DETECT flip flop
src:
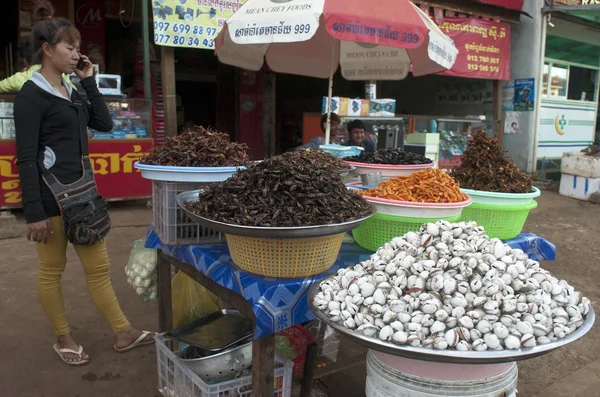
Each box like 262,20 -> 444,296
53,344 -> 90,366
113,330 -> 156,353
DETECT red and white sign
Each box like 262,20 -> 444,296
0,140 -> 153,208
438,18 -> 511,80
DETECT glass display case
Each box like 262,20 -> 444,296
410,117 -> 499,167
90,98 -> 150,140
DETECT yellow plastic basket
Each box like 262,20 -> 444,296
225,233 -> 346,278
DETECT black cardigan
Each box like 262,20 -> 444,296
15,76 -> 112,224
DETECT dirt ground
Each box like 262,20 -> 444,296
1,191 -> 599,397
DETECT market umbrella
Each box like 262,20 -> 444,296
215,0 -> 458,144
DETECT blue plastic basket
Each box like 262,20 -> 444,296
320,144 -> 363,158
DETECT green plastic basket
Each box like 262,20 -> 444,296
353,213 -> 462,252
461,201 -> 538,240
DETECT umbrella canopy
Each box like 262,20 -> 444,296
215,0 -> 458,80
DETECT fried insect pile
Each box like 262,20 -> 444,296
360,169 -> 467,203
186,152 -> 373,227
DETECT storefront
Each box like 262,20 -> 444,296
535,1 -> 600,171
0,0 -> 154,209
296,1 -> 522,167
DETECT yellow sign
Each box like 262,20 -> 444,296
152,0 -> 247,49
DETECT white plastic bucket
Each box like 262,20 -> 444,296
366,350 -> 518,397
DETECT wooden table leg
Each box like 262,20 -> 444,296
157,251 -> 173,332
300,341 -> 318,397
252,334 -> 275,397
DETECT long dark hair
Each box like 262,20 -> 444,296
31,0 -> 81,64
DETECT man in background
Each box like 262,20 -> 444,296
345,119 -> 375,152
295,113 -> 342,150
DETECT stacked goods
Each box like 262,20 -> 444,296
345,148 -> 432,165
140,126 -> 250,167
451,130 -> 539,239
451,130 -> 531,193
313,221 -> 591,351
291,149 -> 352,171
186,152 -> 372,227
352,170 -> 471,251
360,169 -> 467,203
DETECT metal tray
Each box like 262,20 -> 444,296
165,309 -> 252,354
308,278 -> 595,364
176,190 -> 376,239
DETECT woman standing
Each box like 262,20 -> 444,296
15,0 -> 153,366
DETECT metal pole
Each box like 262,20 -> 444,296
141,0 -> 152,102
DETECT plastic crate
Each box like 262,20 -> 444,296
156,334 -> 293,397
153,181 -> 224,245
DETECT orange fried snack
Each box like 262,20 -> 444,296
360,169 -> 467,203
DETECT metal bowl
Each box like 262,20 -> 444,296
308,276 -> 595,364
176,190 -> 376,239
177,339 -> 253,381
339,166 -> 356,177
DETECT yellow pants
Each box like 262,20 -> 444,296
36,216 -> 130,336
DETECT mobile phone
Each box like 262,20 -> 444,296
76,53 -> 86,70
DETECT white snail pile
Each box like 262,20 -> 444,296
313,221 -> 591,351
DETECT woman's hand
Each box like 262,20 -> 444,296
74,54 -> 94,80
27,219 -> 53,244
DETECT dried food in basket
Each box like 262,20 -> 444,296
344,148 -> 432,165
186,152 -> 372,227
290,148 -> 351,171
360,169 -> 467,203
140,126 -> 250,167
451,129 -> 532,193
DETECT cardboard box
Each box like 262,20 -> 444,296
405,132 -> 441,146
0,102 -> 14,117
347,98 -> 363,117
322,96 -> 349,116
369,99 -> 396,116
2,119 -> 15,139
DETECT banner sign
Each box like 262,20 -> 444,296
439,18 -> 511,80
0,141 -> 152,208
152,0 -> 247,49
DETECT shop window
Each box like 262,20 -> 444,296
548,63 -> 568,97
567,66 -> 597,102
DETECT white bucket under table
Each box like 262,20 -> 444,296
366,350 -> 518,397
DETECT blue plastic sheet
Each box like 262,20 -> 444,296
146,227 -> 555,339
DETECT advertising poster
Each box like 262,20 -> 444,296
514,78 -> 535,111
504,111 -> 522,135
152,0 -> 247,49
502,80 -> 515,111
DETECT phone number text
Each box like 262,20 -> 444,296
154,22 -> 218,48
